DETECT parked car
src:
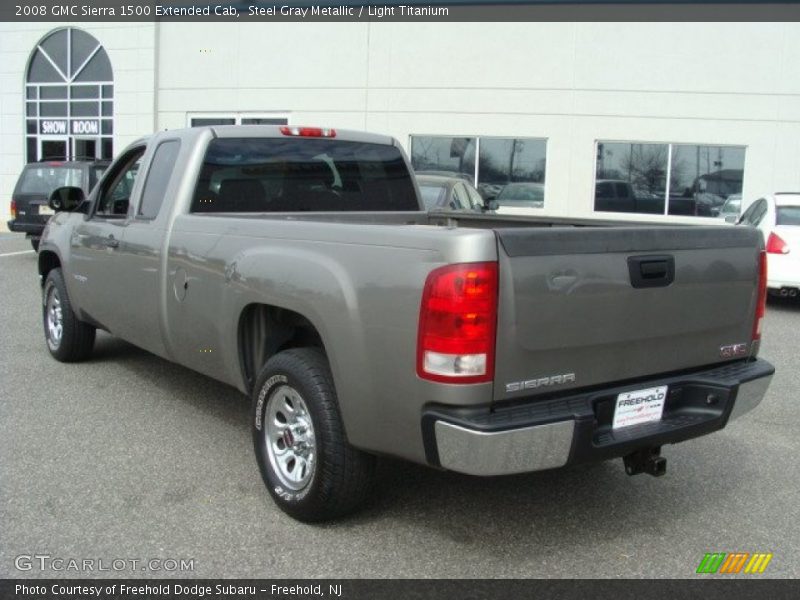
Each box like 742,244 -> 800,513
7,160 -> 109,251
416,174 -> 484,211
38,125 -> 773,521
494,182 -> 545,208
737,192 -> 800,296
714,194 -> 742,221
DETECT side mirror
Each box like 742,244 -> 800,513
49,186 -> 85,212
725,215 -> 738,224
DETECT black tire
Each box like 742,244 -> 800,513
42,268 -> 96,362
31,238 -> 40,253
252,348 -> 375,522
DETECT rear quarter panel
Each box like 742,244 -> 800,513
164,215 -> 498,464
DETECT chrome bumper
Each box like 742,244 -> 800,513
728,372 -> 773,421
429,359 -> 774,477
435,420 -> 574,476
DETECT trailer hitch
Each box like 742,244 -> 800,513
623,447 -> 666,477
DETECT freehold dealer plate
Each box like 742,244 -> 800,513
612,385 -> 668,429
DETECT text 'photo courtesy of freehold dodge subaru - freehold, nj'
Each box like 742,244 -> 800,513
35,124 -> 773,521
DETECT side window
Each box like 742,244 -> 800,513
739,199 -> 761,225
138,140 -> 181,219
89,166 -> 107,192
742,199 -> 767,226
752,200 -> 768,226
96,148 -> 145,217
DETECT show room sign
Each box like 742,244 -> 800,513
39,120 -> 100,135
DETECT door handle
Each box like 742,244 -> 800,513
104,235 -> 119,249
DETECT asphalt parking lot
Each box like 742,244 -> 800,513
1,230 -> 798,579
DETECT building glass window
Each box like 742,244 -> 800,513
478,137 -> 546,207
409,136 -> 477,185
190,117 -> 236,127
410,135 -> 547,207
594,141 -> 746,217
669,145 -> 746,217
188,113 -> 289,127
25,27 -> 114,162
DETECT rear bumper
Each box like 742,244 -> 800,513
422,358 -> 774,476
7,220 -> 44,236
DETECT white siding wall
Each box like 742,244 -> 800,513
155,22 -> 800,220
0,22 -> 155,222
2,22 -> 799,223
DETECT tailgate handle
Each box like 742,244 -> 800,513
628,255 -> 675,288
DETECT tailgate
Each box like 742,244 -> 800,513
13,193 -> 51,223
494,226 -> 763,402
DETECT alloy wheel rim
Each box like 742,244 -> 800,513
46,286 -> 63,350
265,384 -> 316,491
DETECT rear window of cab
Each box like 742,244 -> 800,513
192,138 -> 419,213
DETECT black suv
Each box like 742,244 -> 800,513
8,160 -> 109,251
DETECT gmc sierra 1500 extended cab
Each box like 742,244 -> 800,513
39,125 -> 774,521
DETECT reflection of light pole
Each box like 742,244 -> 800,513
508,139 -> 523,182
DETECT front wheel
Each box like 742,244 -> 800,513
43,268 -> 95,362
252,348 -> 375,522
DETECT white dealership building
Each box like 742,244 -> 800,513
2,21 -> 799,223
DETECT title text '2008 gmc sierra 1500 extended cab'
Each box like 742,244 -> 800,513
38,125 -> 774,521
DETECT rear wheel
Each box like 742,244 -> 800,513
252,348 -> 375,521
43,268 -> 95,362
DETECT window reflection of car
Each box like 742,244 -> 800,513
595,179 -> 695,215
416,174 -> 484,211
714,194 -> 742,220
414,170 -> 474,184
594,179 -> 640,212
477,182 -> 505,201
494,182 -> 544,208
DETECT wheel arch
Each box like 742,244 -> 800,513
237,303 -> 327,395
38,250 -> 61,285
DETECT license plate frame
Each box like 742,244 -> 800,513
612,385 -> 668,429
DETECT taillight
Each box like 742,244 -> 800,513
753,249 -> 767,342
766,232 -> 790,255
279,126 -> 336,138
10,199 -> 17,219
417,262 -> 498,384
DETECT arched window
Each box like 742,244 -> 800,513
25,27 -> 114,162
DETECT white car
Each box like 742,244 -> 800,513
739,193 -> 800,296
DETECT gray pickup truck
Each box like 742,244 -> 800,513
38,125 -> 774,521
